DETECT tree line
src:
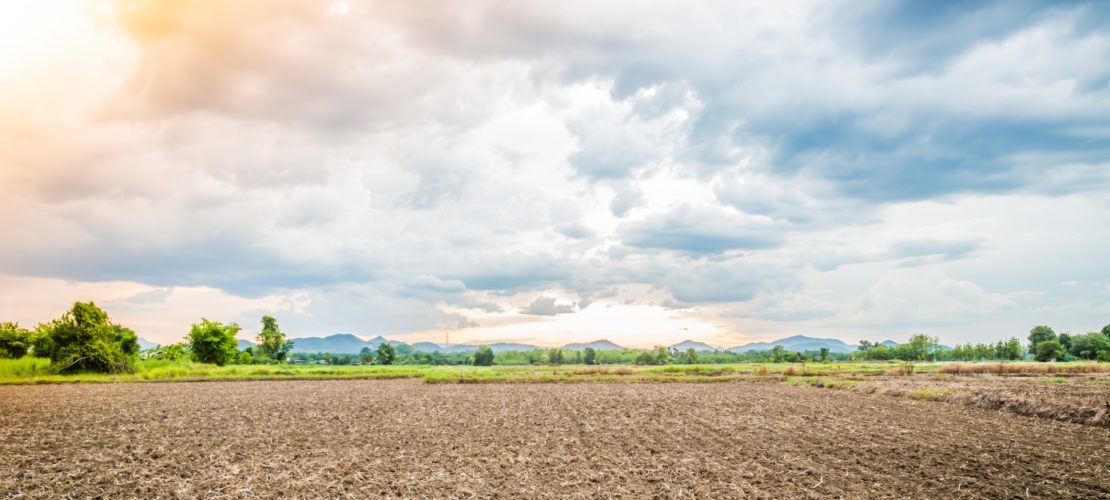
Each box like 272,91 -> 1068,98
853,325 -> 1110,362
2,302 -> 1108,373
0,302 -> 300,373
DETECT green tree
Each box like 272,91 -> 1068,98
1033,340 -> 1065,362
583,347 -> 597,365
684,347 -> 698,364
472,345 -> 494,366
1001,338 -> 1024,360
0,322 -> 32,359
358,346 -> 374,364
634,351 -> 654,365
1028,325 -> 1056,351
255,315 -> 293,363
35,302 -> 139,373
1102,324 -> 1110,339
1069,332 -> 1110,360
187,319 -> 240,366
818,347 -> 829,362
653,346 -> 669,365
376,342 -> 397,365
906,333 -> 939,361
547,348 -> 565,365
1057,333 -> 1073,351
771,345 -> 786,363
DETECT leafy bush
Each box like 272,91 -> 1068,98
1033,340 -> 1066,362
472,345 -> 494,366
0,322 -> 32,358
34,302 -> 139,373
142,343 -> 191,361
188,319 -> 241,366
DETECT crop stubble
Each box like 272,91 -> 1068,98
1,380 -> 1108,498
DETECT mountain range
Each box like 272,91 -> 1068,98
139,333 -> 895,355
726,335 -> 858,354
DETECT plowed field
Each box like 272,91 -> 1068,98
2,380 -> 1108,498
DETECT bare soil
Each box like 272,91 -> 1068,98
853,374 -> 1110,427
2,380 -> 1108,498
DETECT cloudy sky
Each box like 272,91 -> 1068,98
1,1 -> 1108,348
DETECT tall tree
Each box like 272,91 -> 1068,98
1028,325 -> 1056,351
583,347 -> 597,365
376,342 -> 397,365
1057,333 -> 1073,351
255,315 -> 293,363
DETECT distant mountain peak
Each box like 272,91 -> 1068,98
561,339 -> 624,351
670,340 -> 718,351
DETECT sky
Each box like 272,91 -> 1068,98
0,0 -> 1108,348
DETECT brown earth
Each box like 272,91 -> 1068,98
850,374 -> 1110,427
1,380 -> 1108,499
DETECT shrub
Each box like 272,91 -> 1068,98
1033,340 -> 1066,362
35,302 -> 139,373
0,322 -> 32,358
143,343 -> 190,361
472,345 -> 494,366
188,319 -> 241,366
235,349 -> 254,365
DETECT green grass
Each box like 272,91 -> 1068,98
0,358 -> 1105,385
0,357 -> 51,378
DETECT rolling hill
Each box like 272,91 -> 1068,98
728,335 -> 856,354
670,340 -> 719,351
561,339 -> 624,351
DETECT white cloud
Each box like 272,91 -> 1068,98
0,1 -> 1107,346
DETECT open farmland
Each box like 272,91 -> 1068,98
2,379 -> 1109,498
